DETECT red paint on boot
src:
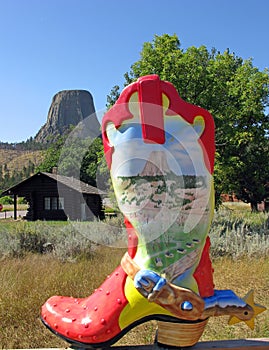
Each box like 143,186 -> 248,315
138,75 -> 165,144
102,75 -> 215,173
124,216 -> 138,258
193,237 -> 214,297
41,266 -> 128,345
41,218 -> 139,346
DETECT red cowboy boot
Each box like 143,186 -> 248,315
41,75 -> 216,348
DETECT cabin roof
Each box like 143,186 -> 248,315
2,172 -> 106,196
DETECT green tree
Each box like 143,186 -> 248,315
221,132 -> 269,211
109,34 -> 269,210
80,137 -> 104,187
106,85 -> 120,109
36,136 -> 66,173
37,131 -> 106,190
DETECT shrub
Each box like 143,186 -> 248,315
18,197 -> 27,204
0,209 -> 268,261
209,208 -> 269,258
0,219 -> 125,261
0,195 -> 13,204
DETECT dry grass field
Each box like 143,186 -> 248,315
0,149 -> 45,177
0,208 -> 268,348
0,248 -> 268,348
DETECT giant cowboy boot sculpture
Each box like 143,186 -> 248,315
41,75 -> 266,348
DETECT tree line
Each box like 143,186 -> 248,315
0,137 -> 47,151
0,161 -> 35,194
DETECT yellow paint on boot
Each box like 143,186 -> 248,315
119,276 -> 173,329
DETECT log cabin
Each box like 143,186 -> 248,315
2,172 -> 105,221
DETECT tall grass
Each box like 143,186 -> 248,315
209,208 -> 269,258
0,252 -> 268,348
202,256 -> 269,341
0,209 -> 268,347
0,248 -> 124,348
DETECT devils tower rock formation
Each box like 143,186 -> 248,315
140,151 -> 171,176
35,90 -> 100,143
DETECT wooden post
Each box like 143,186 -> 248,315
14,193 -> 17,220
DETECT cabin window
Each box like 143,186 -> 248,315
51,197 -> 58,210
44,197 -> 51,210
59,197 -> 64,209
44,197 -> 64,210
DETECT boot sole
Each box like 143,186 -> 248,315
41,315 -> 207,348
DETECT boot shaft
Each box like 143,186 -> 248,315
102,75 -> 215,294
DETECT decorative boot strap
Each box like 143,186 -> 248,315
121,252 -> 205,321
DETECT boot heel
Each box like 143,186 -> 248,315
156,319 -> 208,347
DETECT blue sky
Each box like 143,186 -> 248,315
0,0 -> 268,143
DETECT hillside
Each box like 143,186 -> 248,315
0,149 -> 45,191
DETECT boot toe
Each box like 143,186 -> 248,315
41,267 -> 129,346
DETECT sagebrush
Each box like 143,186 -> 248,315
0,209 -> 268,261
